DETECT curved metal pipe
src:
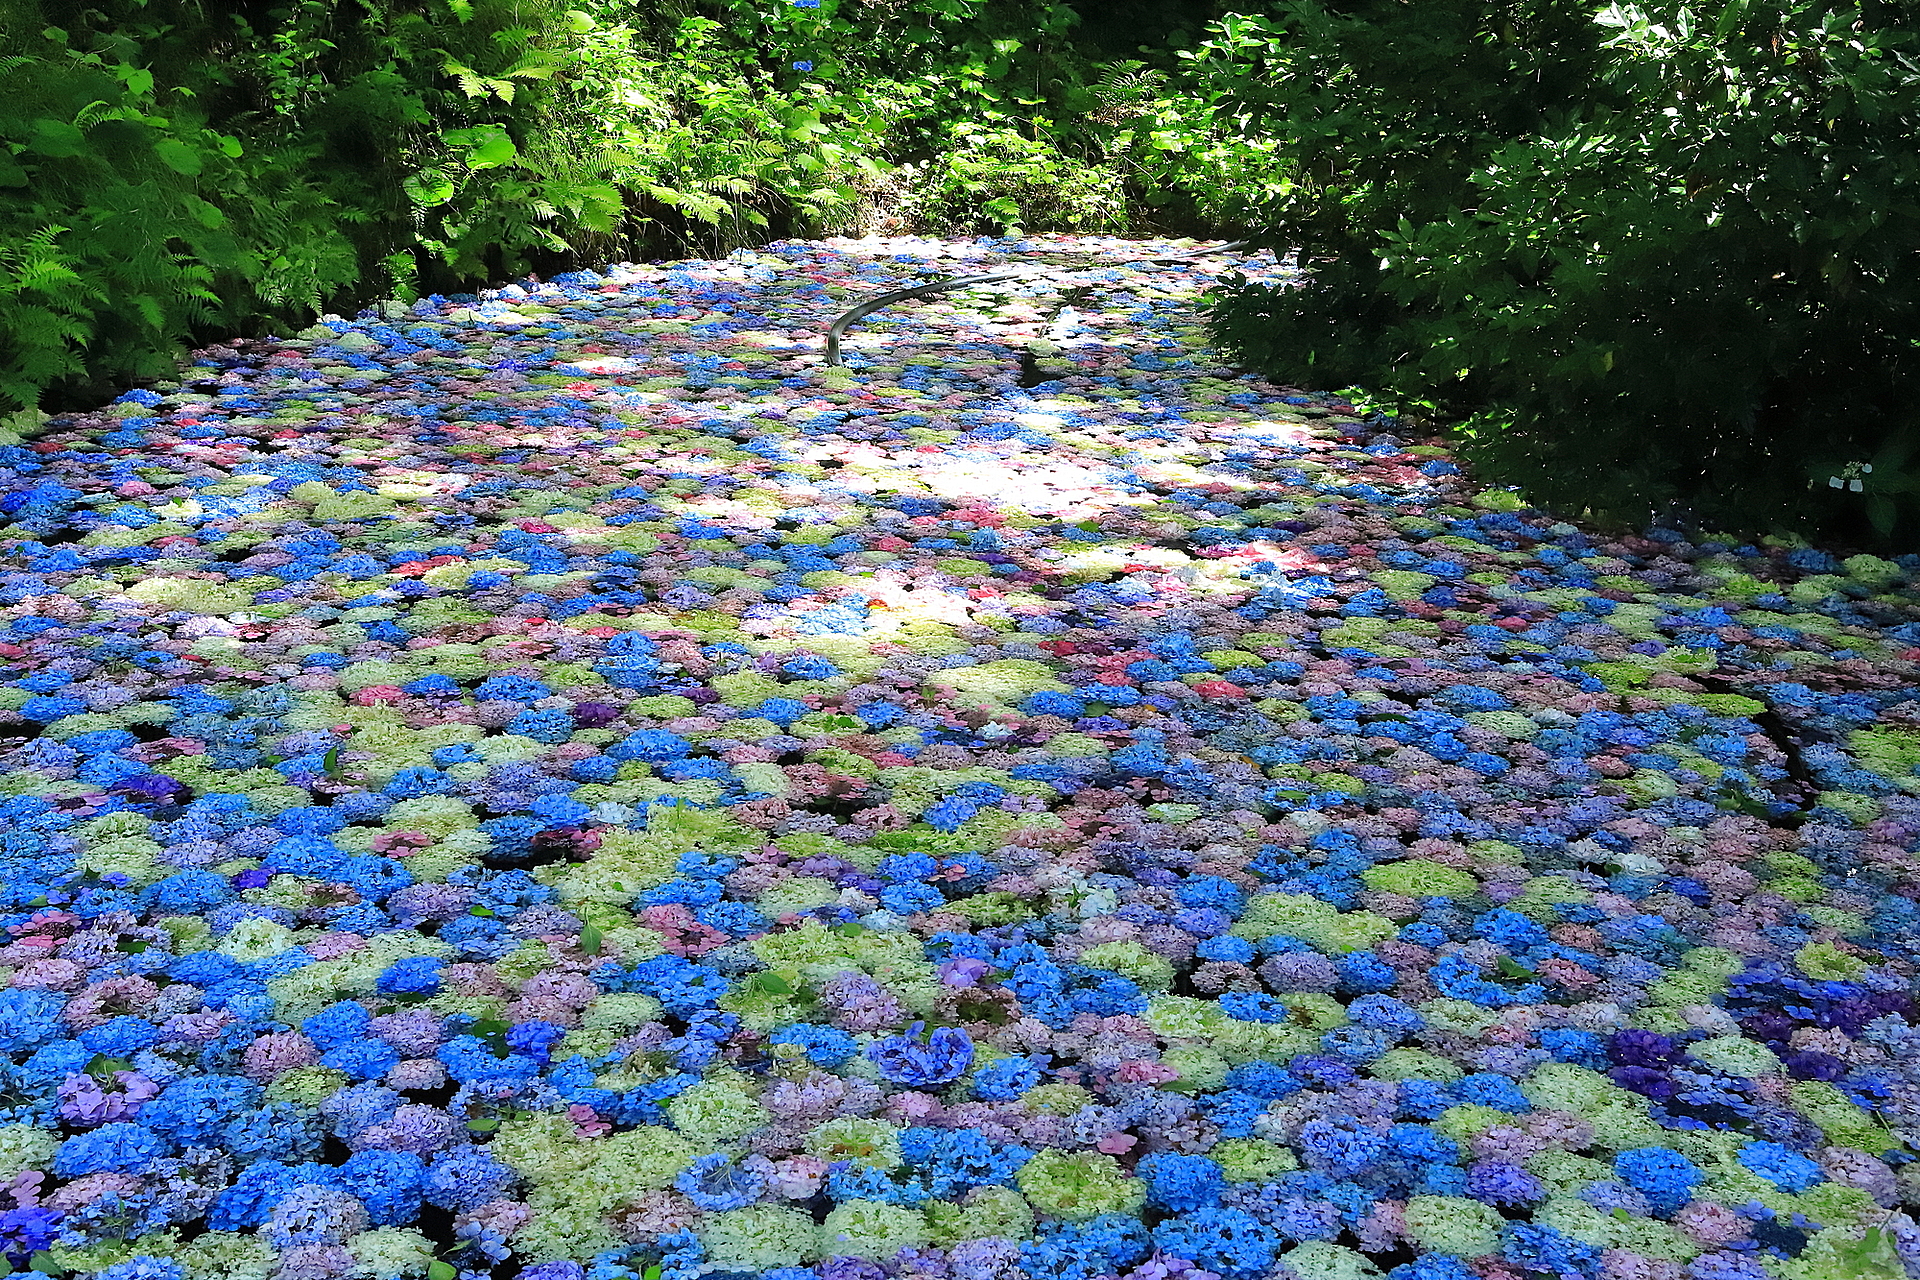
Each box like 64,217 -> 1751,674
823,241 -> 1251,366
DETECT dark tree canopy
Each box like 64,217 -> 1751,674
1206,1 -> 1920,549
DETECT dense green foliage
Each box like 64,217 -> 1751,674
1,0 -> 617,411
1206,1 -> 1920,548
0,0 -> 1278,415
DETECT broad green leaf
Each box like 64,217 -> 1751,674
27,118 -> 85,157
404,169 -> 456,206
461,128 -> 518,170
154,139 -> 204,176
1868,495 -> 1896,536
187,197 -> 225,229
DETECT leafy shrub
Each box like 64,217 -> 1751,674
0,35 -> 252,409
1,0 -> 616,409
1078,59 -> 1294,233
553,9 -> 880,257
901,125 -> 1131,236
1205,0 -> 1920,548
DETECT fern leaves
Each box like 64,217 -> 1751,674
0,225 -> 82,297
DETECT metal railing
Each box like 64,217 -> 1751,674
823,241 -> 1252,366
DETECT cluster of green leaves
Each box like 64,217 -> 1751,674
1,0 -> 621,411
597,0 -> 1277,242
0,29 -> 247,412
1205,0 -> 1920,549
1,0 -> 1279,415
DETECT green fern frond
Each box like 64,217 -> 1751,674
9,260 -> 81,293
496,54 -> 557,81
441,57 -> 489,97
128,293 -> 166,331
72,99 -> 125,131
0,304 -> 93,349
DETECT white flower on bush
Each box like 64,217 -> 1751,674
1828,461 -> 1873,492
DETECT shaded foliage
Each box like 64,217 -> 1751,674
1206,1 -> 1920,550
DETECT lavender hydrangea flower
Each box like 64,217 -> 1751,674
56,1071 -> 160,1127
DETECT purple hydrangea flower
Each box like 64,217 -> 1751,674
938,957 -> 993,988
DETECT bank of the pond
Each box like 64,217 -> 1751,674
0,237 -> 1916,1280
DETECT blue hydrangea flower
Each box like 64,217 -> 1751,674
868,1021 -> 974,1085
54,1122 -> 172,1177
376,956 -> 445,995
675,1152 -> 766,1210
769,1023 -> 859,1067
1735,1141 -> 1824,1192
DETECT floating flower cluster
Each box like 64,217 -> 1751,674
0,235 -> 1916,1280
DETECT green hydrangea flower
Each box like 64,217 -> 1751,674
1369,1048 -> 1465,1081
1021,1082 -> 1095,1114
0,1125 -> 56,1179
1078,940 -> 1176,990
805,1117 -> 903,1169
1161,1045 -> 1231,1091
1688,1036 -> 1781,1077
819,1200 -> 929,1260
1016,1150 -> 1146,1220
347,1228 -> 438,1279
263,1066 -> 351,1108
1229,892 -> 1395,952
1403,1194 -> 1505,1257
1361,859 -> 1477,899
925,1186 -> 1035,1244
515,1192 -> 624,1263
702,1205 -> 821,1270
1276,1242 -> 1385,1280
1212,1138 -> 1297,1182
1791,1080 -> 1898,1153
1796,941 -> 1868,981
